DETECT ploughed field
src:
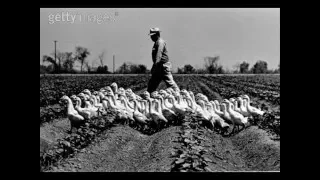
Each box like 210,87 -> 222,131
40,74 -> 280,172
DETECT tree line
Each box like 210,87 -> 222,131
40,46 -> 280,74
177,56 -> 280,74
40,46 -> 148,74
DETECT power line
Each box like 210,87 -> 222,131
113,55 -> 115,74
54,40 -> 57,63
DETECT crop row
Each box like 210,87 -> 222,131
219,77 -> 280,92
198,76 -> 280,106
218,75 -> 280,88
40,108 -> 186,172
249,111 -> 280,138
40,110 -> 117,172
40,105 -> 279,172
40,105 -> 65,124
171,112 -> 217,172
194,76 -> 280,137
40,75 -> 150,107
220,81 -> 280,105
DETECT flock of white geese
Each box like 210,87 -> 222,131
60,82 -> 264,134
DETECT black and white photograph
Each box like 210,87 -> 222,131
40,8 -> 280,172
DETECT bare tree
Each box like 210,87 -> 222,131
204,56 -> 223,74
75,46 -> 90,73
98,50 -> 106,67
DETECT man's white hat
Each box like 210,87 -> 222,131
148,27 -> 161,36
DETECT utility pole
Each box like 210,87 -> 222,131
54,40 -> 57,72
113,55 -> 115,74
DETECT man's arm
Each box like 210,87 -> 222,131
155,40 -> 165,64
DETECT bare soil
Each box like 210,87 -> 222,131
44,122 -> 279,172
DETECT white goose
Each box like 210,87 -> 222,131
140,99 -> 149,117
118,96 -> 135,123
210,101 -> 224,117
102,96 -> 127,120
104,86 -> 113,93
117,87 -> 126,99
153,99 -> 168,123
165,94 -> 188,115
107,92 -> 125,109
91,95 -> 103,109
202,95 -> 210,103
105,92 -> 125,111
150,91 -> 160,110
232,99 -> 242,114
214,100 -> 221,111
87,97 -> 99,112
110,82 -> 119,99
141,91 -> 153,116
220,102 -> 233,125
241,95 -> 264,116
92,91 -> 99,96
159,91 -> 173,109
196,100 -> 215,129
159,89 -> 167,97
72,96 -> 93,119
174,91 -> 191,111
78,93 -> 92,109
155,94 -> 176,115
188,91 -> 202,111
237,97 -> 251,117
82,89 -> 92,96
130,94 -> 144,113
154,94 -> 176,123
119,94 -> 134,113
98,92 -> 105,99
207,103 -> 230,129
223,100 -> 248,133
229,98 -> 236,102
60,95 -> 85,130
180,89 -> 192,107
132,99 -> 150,125
196,100 -> 212,121
101,96 -> 110,111
184,96 -> 200,114
147,98 -> 163,129
122,93 -> 140,112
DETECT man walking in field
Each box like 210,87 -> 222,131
147,27 -> 179,93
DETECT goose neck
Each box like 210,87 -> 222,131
243,97 -> 250,107
186,98 -> 194,109
75,99 -> 81,108
107,98 -> 117,109
121,97 -> 128,110
226,103 -> 233,113
66,98 -> 76,113
212,103 -> 217,112
158,97 -> 165,110
221,104 -> 227,113
133,100 -> 139,112
234,101 -> 238,108
148,99 -> 153,113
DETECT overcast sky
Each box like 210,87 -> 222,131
40,8 -> 280,72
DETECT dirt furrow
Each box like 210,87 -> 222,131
47,125 -> 182,172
